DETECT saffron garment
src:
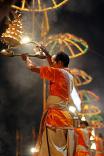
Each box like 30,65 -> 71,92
40,66 -> 71,101
75,128 -> 91,156
95,136 -> 104,156
35,67 -> 75,156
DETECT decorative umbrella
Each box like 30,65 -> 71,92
90,114 -> 104,128
70,68 -> 92,87
41,33 -> 88,59
12,0 -> 68,38
79,90 -> 99,104
79,104 -> 101,116
78,90 -> 100,117
12,0 -> 69,12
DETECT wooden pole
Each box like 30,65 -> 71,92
16,129 -> 21,156
32,0 -> 35,40
43,79 -> 46,111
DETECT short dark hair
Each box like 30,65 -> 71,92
98,133 -> 103,138
55,52 -> 70,67
80,121 -> 89,127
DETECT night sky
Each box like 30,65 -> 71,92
0,0 -> 104,155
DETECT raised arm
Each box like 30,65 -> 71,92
21,53 -> 40,73
37,45 -> 53,66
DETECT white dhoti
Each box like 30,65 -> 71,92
36,96 -> 75,156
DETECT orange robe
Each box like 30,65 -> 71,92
40,66 -> 73,128
95,136 -> 104,156
40,66 -> 69,101
35,67 -> 74,156
75,128 -> 91,156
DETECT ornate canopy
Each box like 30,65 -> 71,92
12,0 -> 69,12
41,33 -> 88,59
70,68 -> 92,87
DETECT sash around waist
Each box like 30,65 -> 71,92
46,95 -> 69,110
76,145 -> 90,152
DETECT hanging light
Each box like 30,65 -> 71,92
30,147 -> 39,153
1,12 -> 23,47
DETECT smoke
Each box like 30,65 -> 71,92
0,55 -> 46,154
0,0 -> 104,154
65,0 -> 104,15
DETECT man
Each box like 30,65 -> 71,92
95,133 -> 104,156
21,47 -> 75,156
75,121 -> 91,156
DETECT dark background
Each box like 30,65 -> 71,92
0,0 -> 104,155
